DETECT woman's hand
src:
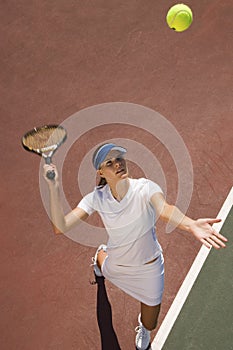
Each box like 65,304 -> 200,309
189,218 -> 228,249
43,164 -> 58,183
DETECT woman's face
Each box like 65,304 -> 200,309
98,152 -> 128,183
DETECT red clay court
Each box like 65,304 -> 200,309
1,1 -> 232,349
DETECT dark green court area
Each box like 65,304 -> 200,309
163,206 -> 233,350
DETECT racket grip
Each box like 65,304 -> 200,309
46,170 -> 55,180
45,157 -> 55,179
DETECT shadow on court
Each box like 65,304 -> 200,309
95,275 -> 121,350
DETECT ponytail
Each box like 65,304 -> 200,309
97,177 -> 107,188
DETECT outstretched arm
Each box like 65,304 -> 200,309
151,192 -> 227,249
43,164 -> 89,234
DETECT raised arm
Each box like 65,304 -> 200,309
43,164 -> 89,234
151,192 -> 227,249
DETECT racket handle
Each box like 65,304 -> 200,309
45,157 -> 55,179
46,170 -> 55,180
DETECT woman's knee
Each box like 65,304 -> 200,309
97,249 -> 108,269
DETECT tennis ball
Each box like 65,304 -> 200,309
166,3 -> 193,32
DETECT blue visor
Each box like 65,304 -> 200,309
92,143 -> 127,169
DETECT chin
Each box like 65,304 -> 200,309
120,172 -> 128,179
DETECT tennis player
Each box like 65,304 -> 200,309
43,143 -> 227,350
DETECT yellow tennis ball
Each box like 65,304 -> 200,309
166,3 -> 193,32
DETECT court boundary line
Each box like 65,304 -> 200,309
151,186 -> 233,350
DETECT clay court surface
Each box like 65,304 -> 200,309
1,1 -> 232,349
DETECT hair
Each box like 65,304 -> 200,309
93,143 -> 108,188
92,143 -> 110,168
97,177 -> 107,188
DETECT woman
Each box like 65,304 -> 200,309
43,143 -> 227,350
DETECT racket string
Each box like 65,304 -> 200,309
23,126 -> 66,151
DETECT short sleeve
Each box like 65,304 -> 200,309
147,179 -> 163,199
77,192 -> 96,216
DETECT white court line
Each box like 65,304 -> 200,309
151,187 -> 233,350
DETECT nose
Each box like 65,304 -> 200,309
114,158 -> 122,167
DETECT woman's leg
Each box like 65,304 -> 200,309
97,248 -> 108,270
135,303 -> 161,349
140,302 -> 161,331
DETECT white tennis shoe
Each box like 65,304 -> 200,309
91,244 -> 107,277
135,314 -> 151,350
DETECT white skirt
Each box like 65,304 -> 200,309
102,253 -> 164,306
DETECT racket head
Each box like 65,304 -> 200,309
22,124 -> 67,156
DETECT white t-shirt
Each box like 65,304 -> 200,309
77,178 -> 163,266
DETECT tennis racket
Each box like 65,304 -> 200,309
22,124 -> 67,179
